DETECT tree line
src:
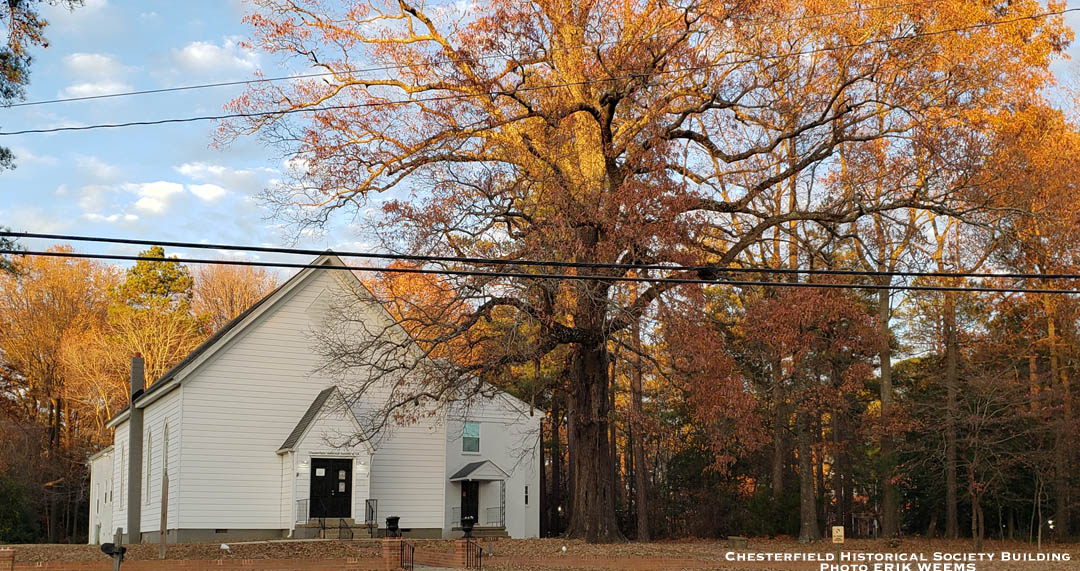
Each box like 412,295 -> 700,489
3,0 -> 1080,547
0,247 -> 275,543
219,0 -> 1078,545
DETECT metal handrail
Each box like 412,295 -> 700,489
465,538 -> 483,568
399,539 -> 415,570
365,498 -> 378,538
339,517 -> 353,540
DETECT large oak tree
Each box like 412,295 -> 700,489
222,0 -> 1068,541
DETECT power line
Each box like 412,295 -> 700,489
3,6 -> 1071,136
7,1 -> 943,109
2,248 -> 1079,295
3,230 -> 1080,283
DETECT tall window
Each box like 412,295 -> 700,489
162,423 -> 169,476
144,430 -> 152,504
119,445 -> 125,509
463,422 -> 480,453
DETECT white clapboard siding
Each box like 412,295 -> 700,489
177,269 -> 340,529
445,394 -> 541,538
177,268 -> 445,530
366,417 -> 446,529
88,449 -> 113,544
280,453 -> 292,529
139,386 -> 182,533
111,423 -> 128,535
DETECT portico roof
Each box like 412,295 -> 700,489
449,459 -> 509,481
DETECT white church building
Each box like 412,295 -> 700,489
87,254 -> 541,543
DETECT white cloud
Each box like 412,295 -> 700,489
58,81 -> 133,98
1,206 -> 72,233
169,37 -> 259,79
85,212 -> 139,224
9,146 -> 58,166
74,155 -> 120,181
125,181 -> 186,215
74,184 -> 115,213
174,161 -> 273,195
58,52 -> 135,99
63,53 -> 133,79
189,183 -> 227,203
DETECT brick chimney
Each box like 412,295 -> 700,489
126,354 -> 145,543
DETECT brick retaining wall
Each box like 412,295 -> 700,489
0,541 -> 482,571
0,547 -> 382,571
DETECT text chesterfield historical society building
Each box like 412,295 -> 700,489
724,551 -> 1072,571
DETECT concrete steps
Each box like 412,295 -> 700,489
467,526 -> 509,538
294,518 -> 373,539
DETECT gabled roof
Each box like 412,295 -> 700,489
279,386 -> 334,452
276,385 -> 374,455
107,253 -> 344,428
449,459 -> 510,481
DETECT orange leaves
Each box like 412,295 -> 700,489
742,287 -> 880,409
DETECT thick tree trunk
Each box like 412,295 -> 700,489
833,413 -> 851,534
878,288 -> 899,537
944,292 -> 959,539
609,358 -> 621,510
551,399 -> 563,536
1046,315 -> 1072,539
772,356 -> 786,499
797,411 -> 820,542
815,416 -> 825,527
540,414 -> 548,538
567,400 -> 576,523
631,321 -> 650,541
1030,356 -> 1040,412
565,338 -> 625,542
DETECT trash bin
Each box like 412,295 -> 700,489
386,515 -> 401,537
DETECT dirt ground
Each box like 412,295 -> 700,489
6,537 -> 1080,570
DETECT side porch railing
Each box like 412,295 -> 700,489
451,506 -> 505,527
295,498 -> 309,524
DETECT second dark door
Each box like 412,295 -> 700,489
460,481 -> 479,524
310,458 -> 352,518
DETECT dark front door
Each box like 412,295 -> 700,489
310,458 -> 352,518
460,481 -> 479,524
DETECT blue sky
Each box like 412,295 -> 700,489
2,1 -> 1080,272
0,0 -> 375,271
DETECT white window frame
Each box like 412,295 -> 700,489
119,445 -> 125,509
162,423 -> 169,476
463,422 -> 480,453
144,429 -> 152,504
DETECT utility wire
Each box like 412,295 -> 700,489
5,230 -> 1080,283
3,6 -> 1071,136
2,249 -> 1079,295
7,1 -> 943,109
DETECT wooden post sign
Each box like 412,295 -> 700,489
832,526 -> 845,544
